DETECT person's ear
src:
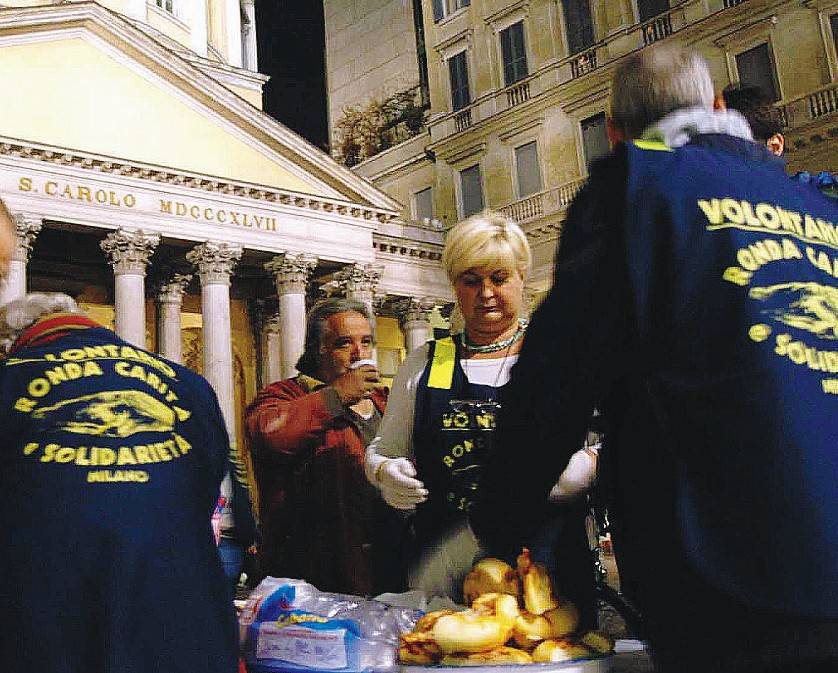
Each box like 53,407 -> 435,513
606,117 -> 626,147
713,93 -> 726,111
766,133 -> 784,157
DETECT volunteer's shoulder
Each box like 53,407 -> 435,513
558,144 -> 631,260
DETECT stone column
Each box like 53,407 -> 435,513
186,242 -> 242,436
261,312 -> 282,384
189,0 -> 209,56
265,253 -> 318,379
224,0 -> 243,67
241,0 -> 258,71
156,273 -> 191,364
101,229 -> 159,347
0,214 -> 42,306
395,297 -> 436,353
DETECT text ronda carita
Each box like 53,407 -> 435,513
7,344 -> 197,484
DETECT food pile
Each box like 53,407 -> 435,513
399,549 -> 614,666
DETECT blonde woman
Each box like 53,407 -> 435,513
365,211 -> 533,597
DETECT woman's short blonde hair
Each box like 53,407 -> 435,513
442,211 -> 531,284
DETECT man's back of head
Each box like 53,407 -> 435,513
722,82 -> 785,155
609,44 -> 714,141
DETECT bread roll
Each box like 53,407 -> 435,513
516,548 -> 558,615
511,611 -> 553,650
432,612 -> 513,654
414,609 -> 457,633
463,558 -> 520,605
543,598 -> 580,637
579,630 -> 615,655
471,592 -> 520,624
398,631 -> 442,665
531,639 -> 593,663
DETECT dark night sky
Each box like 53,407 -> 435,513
255,2 -> 329,150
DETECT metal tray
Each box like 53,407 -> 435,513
401,656 -> 611,672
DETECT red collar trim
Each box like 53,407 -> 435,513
10,314 -> 102,353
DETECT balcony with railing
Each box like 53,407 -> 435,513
641,13 -> 673,46
506,80 -> 531,108
498,177 -> 587,226
781,82 -> 838,128
428,1 -> 705,145
454,108 -> 472,132
570,49 -> 598,79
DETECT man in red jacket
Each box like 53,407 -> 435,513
246,298 -> 394,595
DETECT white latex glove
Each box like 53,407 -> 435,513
549,446 -> 598,502
377,458 -> 428,510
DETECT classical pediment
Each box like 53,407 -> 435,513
0,2 -> 402,212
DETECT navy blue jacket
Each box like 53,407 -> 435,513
0,321 -> 239,673
472,135 -> 838,622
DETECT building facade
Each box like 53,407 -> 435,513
0,1 -> 454,481
329,0 -> 838,292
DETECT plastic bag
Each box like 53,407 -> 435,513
240,577 -> 423,672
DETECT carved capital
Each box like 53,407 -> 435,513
337,262 -> 384,299
393,297 -> 436,326
186,241 -> 242,285
265,252 -> 318,294
11,213 -> 42,263
157,273 -> 192,304
101,229 -> 160,275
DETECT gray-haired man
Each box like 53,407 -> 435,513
245,298 -> 400,595
473,44 -> 838,673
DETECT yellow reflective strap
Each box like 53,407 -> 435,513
633,139 -> 673,152
428,337 -> 456,390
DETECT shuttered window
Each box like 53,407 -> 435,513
736,43 -> 780,102
460,165 -> 484,218
515,142 -> 542,198
449,52 -> 471,111
414,187 -> 434,221
581,112 -> 609,170
562,0 -> 595,55
501,22 -> 528,87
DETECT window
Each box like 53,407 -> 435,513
637,0 -> 669,22
460,164 -> 484,218
562,0 -> 595,55
414,187 -> 434,222
515,142 -> 542,198
581,112 -> 609,171
736,43 -> 779,102
155,0 -> 174,13
448,51 -> 471,111
500,22 -> 528,87
433,0 -> 470,23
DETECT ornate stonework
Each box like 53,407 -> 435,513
100,229 -> 160,275
186,241 -> 243,285
11,213 -> 42,263
0,139 -> 399,225
392,296 -> 436,326
372,234 -> 443,260
156,273 -> 192,304
265,252 -> 319,294
336,262 -> 384,297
